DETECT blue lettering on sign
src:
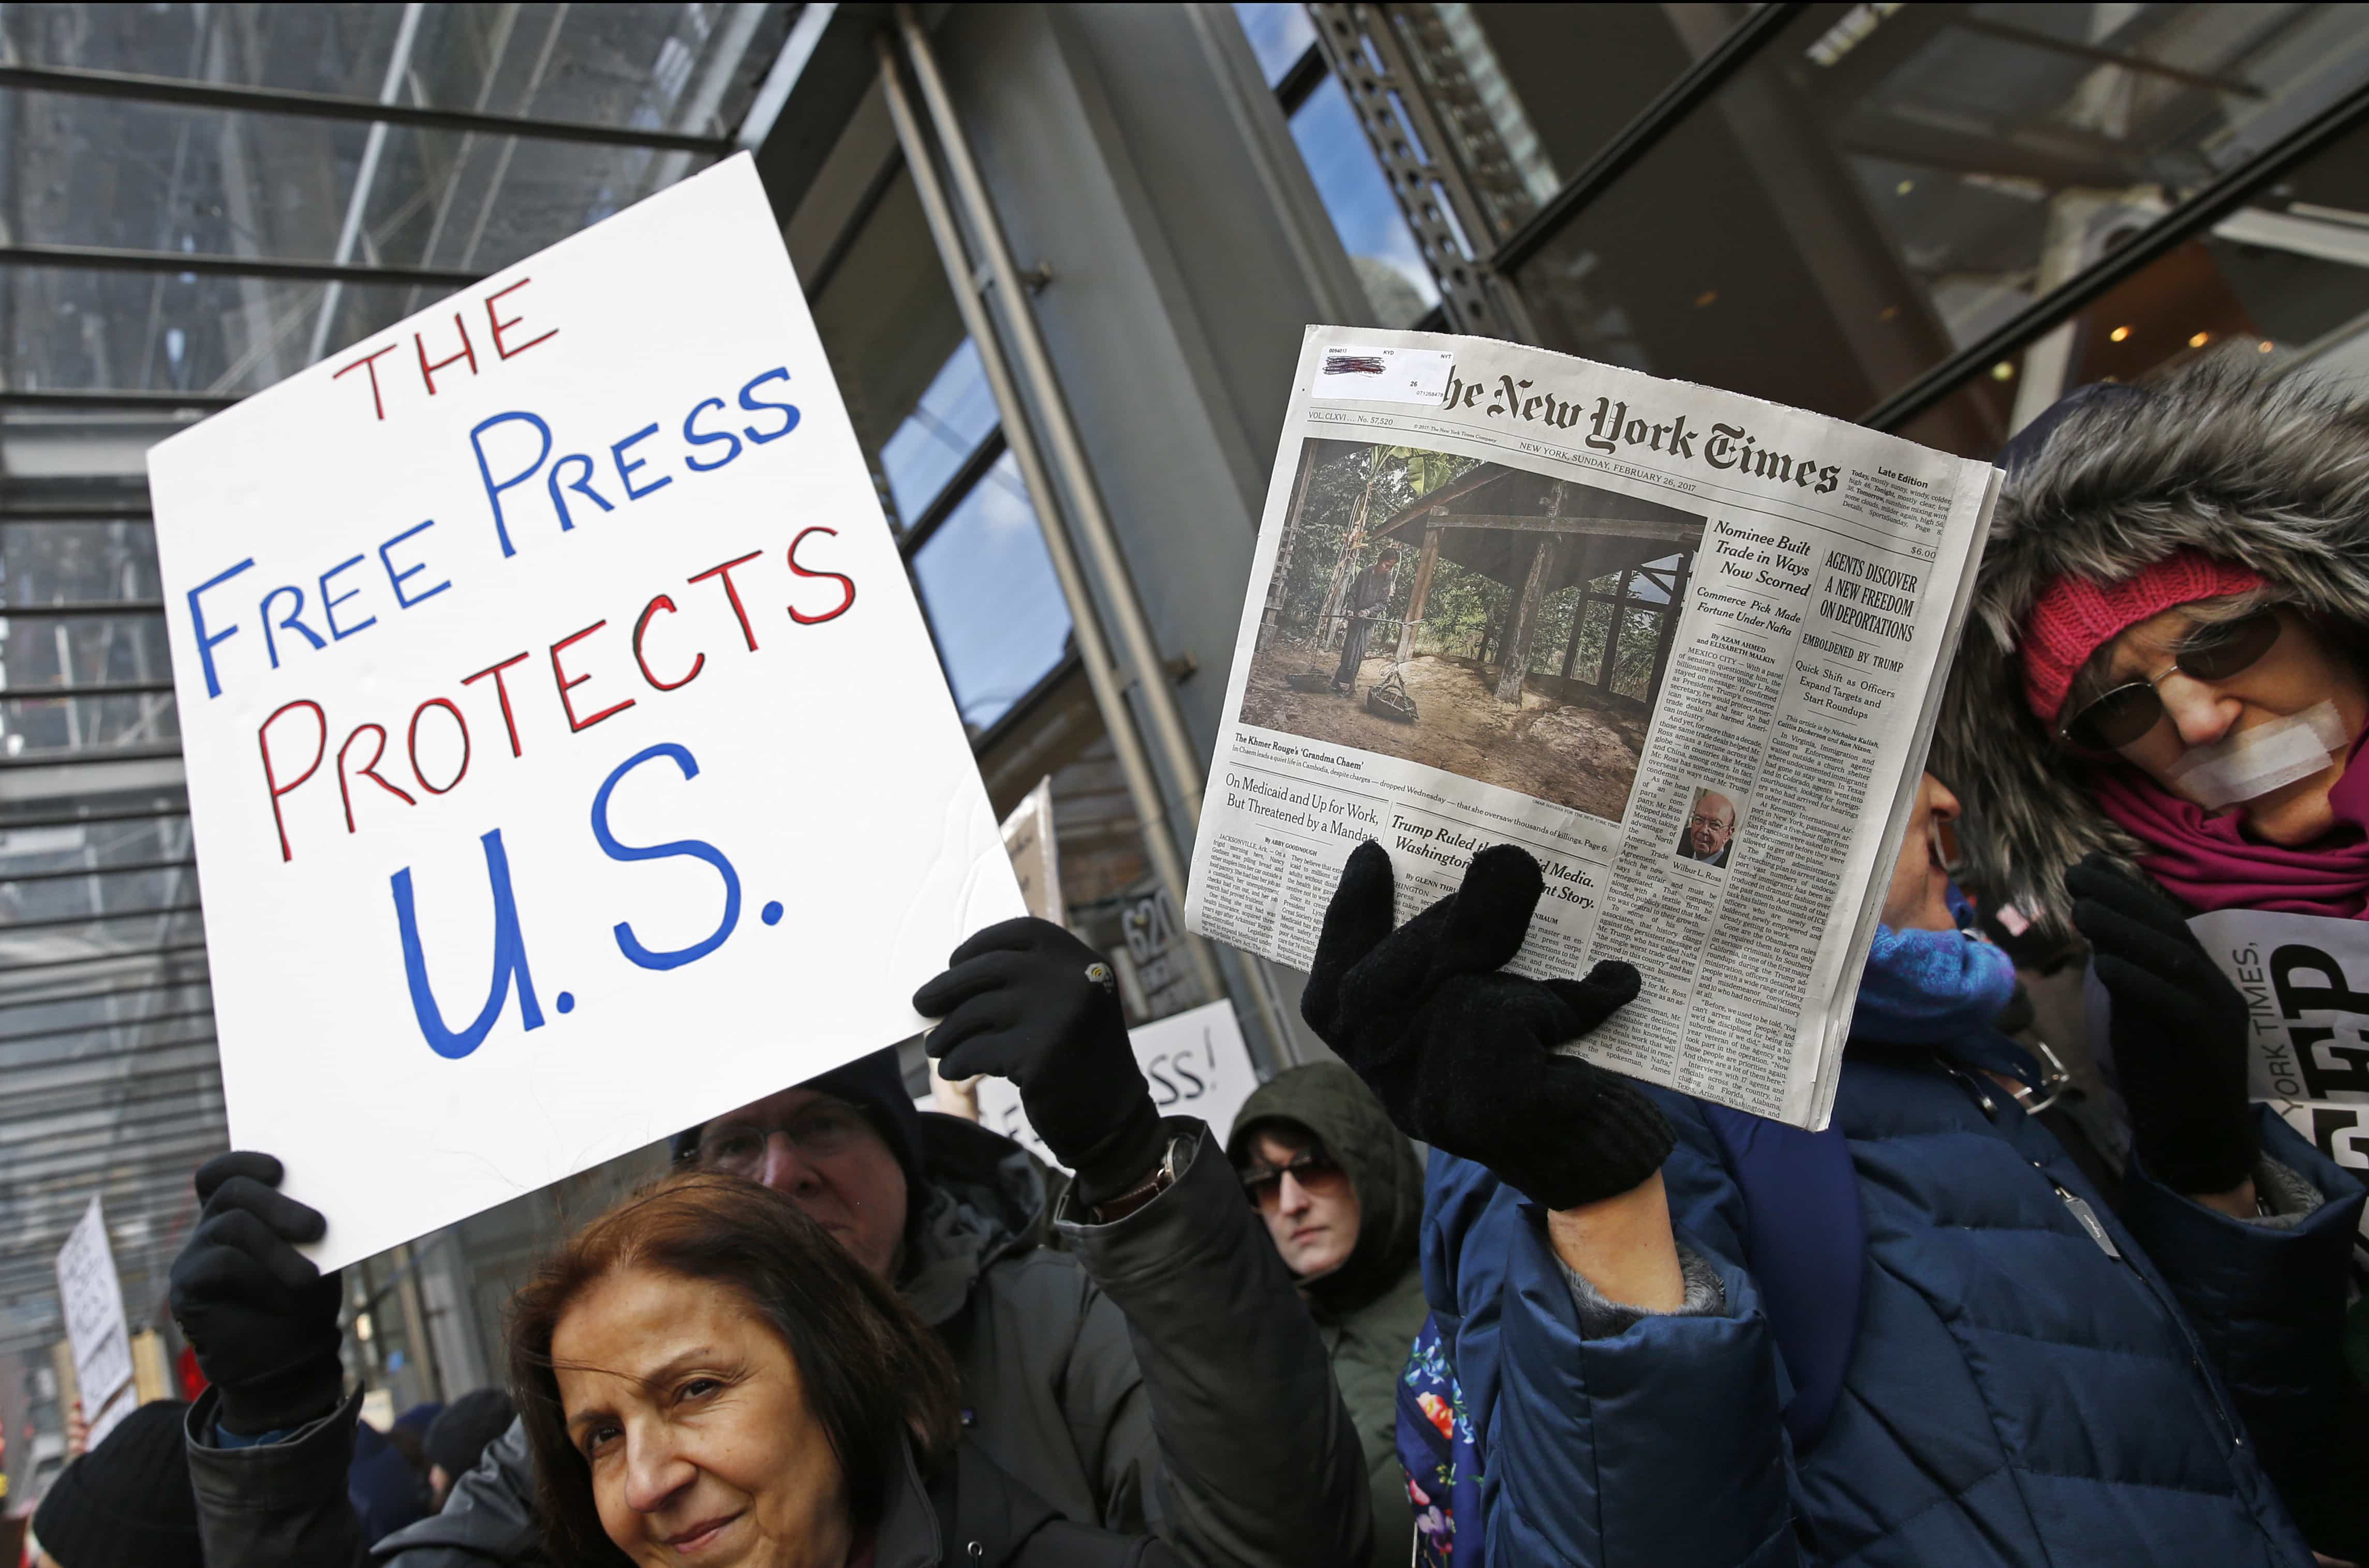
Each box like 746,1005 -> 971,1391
591,742 -> 741,970
390,827 -> 546,1059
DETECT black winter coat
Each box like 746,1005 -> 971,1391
184,1116 -> 1372,1568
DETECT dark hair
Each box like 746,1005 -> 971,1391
507,1172 -> 961,1564
1228,1116 -> 1322,1170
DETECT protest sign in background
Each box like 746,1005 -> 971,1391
55,1197 -> 135,1448
149,155 -> 1023,1269
976,1000 -> 1258,1168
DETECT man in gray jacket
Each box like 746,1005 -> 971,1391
174,919 -> 1371,1568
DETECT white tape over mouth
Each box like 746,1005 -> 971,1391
2164,700 -> 2352,809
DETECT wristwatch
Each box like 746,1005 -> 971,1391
1090,1136 -> 1187,1224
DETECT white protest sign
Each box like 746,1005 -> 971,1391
55,1197 -> 136,1447
149,155 -> 1023,1269
976,999 -> 1259,1167
2187,909 -> 2369,1104
2188,911 -> 2369,1276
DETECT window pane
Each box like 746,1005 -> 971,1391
1508,2 -> 2369,426
1392,4 -> 1736,242
911,453 -> 1073,733
0,4 -> 793,137
808,169 -> 971,525
1234,3 -> 1320,87
1291,76 -> 1440,326
2,88 -> 723,275
1899,114 -> 2369,457
880,341 -> 1001,525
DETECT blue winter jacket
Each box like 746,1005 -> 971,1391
1414,1051 -> 2363,1567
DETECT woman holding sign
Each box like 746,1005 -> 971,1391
1935,360 -> 2369,1560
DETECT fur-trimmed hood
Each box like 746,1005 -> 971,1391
1933,358 -> 2369,935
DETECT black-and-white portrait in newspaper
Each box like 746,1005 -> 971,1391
1674,786 -> 1741,868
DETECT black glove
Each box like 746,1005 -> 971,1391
1302,840 -> 1671,1210
2067,853 -> 2258,1194
914,918 -> 1165,1205
169,1151 -> 346,1436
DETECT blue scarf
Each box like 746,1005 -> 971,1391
1850,888 -> 2036,1088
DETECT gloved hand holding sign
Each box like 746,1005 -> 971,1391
915,918 -> 1168,1207
1301,840 -> 1671,1210
168,1152 -> 346,1438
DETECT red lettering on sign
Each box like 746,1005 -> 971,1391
485,278 -> 558,361
259,700 -> 328,863
463,652 -> 532,758
787,527 -> 857,625
550,620 -> 635,732
414,314 -> 479,396
334,345 -> 401,422
687,550 -> 765,652
337,723 -> 418,834
632,594 -> 704,691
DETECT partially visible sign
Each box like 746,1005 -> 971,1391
2189,910 -> 2369,1278
2188,909 -> 2369,1104
1000,779 -> 1064,926
977,999 -> 1259,1168
55,1197 -> 135,1448
1119,888 -> 1200,1020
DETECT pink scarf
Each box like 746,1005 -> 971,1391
2092,729 -> 2369,919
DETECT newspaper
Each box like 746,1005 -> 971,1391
1185,327 -> 2001,1130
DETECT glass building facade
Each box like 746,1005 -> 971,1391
4,0 -> 2367,1504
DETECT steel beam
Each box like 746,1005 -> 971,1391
0,680 -> 177,699
0,600 -> 164,616
0,389 -> 236,411
0,62 -> 733,155
1492,3 -> 1806,274
0,241 -> 480,289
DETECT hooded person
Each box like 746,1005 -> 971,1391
1934,361 -> 2369,1557
1301,776 -> 2362,1568
1228,1063 -> 1426,1568
31,1399 -> 204,1568
171,918 -> 1370,1568
421,1390 -> 513,1512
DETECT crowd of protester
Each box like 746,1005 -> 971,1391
20,362 -> 2366,1565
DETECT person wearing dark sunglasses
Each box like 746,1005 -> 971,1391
1227,1064 -> 1425,1568
1935,362 -> 2369,1562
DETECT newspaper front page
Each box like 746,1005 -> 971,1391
1186,328 -> 2001,1129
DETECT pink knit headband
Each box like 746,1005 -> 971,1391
2020,551 -> 2266,721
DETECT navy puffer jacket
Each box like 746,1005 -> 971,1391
1417,1053 -> 2362,1566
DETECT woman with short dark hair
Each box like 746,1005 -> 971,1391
509,1171 -> 1182,1567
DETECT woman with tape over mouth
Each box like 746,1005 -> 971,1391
1935,359 -> 2369,1562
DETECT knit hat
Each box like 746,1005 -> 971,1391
2019,550 -> 2266,722
667,1045 -> 926,1192
32,1399 -> 202,1568
425,1387 -> 516,1481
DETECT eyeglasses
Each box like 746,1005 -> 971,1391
1240,1150 -> 1347,1211
693,1100 -> 873,1177
2057,608 -> 2283,753
1687,813 -> 1729,833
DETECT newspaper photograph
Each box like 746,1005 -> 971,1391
1187,328 -> 2002,1129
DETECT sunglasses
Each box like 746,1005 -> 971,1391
2056,608 -> 2283,753
1240,1150 -> 1346,1210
